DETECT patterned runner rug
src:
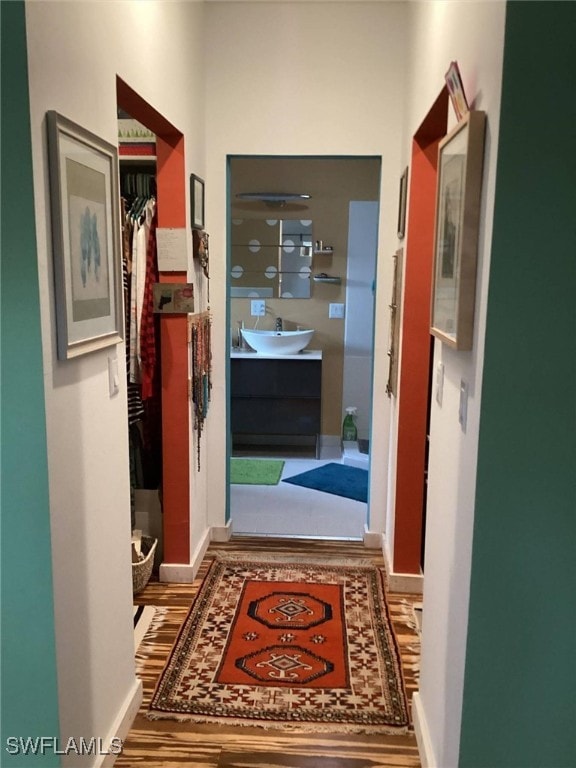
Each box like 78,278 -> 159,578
148,555 -> 409,734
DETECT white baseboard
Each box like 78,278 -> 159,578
319,434 -> 341,448
159,562 -> 195,582
159,527 -> 211,583
211,520 -> 233,542
412,692 -> 435,768
97,677 -> 142,767
318,434 -> 342,460
382,537 -> 424,593
363,529 -> 383,549
388,571 -> 423,593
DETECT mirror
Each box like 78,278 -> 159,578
230,218 -> 313,299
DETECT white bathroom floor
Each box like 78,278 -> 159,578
230,457 -> 368,540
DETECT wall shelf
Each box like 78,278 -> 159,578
313,275 -> 341,284
119,155 -> 157,164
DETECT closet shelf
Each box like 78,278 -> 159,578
119,155 -> 157,164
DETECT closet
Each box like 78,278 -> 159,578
118,111 -> 163,562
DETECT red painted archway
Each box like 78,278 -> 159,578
393,88 -> 448,574
117,77 -> 190,565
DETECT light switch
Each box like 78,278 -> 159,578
329,303 -> 345,319
436,362 -> 444,406
108,355 -> 119,397
459,379 -> 468,431
251,299 -> 266,317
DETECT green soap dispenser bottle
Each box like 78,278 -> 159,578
342,407 -> 358,441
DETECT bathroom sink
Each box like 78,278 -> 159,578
241,329 -> 314,355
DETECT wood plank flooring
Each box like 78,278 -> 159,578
119,537 -> 421,767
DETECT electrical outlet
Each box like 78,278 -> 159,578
251,299 -> 266,317
329,303 -> 345,319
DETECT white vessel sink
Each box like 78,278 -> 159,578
241,329 -> 314,355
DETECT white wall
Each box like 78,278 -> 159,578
204,0 -> 410,536
403,3 -> 506,766
25,1 -> 206,762
343,201 -> 379,440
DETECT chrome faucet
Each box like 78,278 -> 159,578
275,317 -> 283,331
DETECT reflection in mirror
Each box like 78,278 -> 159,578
230,219 -> 312,299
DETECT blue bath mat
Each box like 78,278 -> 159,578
283,462 -> 368,503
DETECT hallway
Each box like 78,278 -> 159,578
121,537 -> 421,767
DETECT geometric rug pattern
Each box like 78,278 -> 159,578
148,556 -> 409,733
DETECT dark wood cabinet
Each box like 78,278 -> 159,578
231,355 -> 322,454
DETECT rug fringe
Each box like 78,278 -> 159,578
213,553 -> 376,567
145,711 -> 408,736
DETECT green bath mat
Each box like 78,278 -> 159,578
230,458 -> 285,485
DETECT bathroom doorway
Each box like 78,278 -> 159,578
227,156 -> 381,539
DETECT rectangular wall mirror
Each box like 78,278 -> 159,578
230,218 -> 313,299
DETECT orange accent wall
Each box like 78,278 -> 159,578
117,78 -> 190,564
393,89 -> 447,574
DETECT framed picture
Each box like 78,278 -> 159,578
386,248 -> 404,397
444,61 -> 469,122
431,110 -> 486,350
190,174 -> 205,230
153,283 -> 195,314
46,111 -> 123,360
397,166 -> 408,239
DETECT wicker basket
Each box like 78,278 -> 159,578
132,535 -> 157,594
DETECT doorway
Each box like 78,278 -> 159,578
227,156 -> 380,539
116,77 -> 191,567
393,87 -> 449,574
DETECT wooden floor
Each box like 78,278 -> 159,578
119,537 -> 422,767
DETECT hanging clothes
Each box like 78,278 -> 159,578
140,208 -> 159,401
129,198 -> 156,384
121,199 -> 145,426
121,192 -> 161,491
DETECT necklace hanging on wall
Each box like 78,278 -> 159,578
188,310 -> 212,471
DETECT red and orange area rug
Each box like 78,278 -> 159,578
148,556 -> 409,734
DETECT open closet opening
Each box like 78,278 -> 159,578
227,155 -> 380,541
118,108 -> 163,571
116,76 -> 190,581
393,87 -> 449,575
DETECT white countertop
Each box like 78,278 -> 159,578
230,349 -> 322,361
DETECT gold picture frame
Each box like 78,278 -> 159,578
431,110 -> 486,350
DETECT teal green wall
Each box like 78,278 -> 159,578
0,3 -> 61,765
459,3 -> 576,765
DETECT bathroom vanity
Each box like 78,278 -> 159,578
230,350 -> 322,455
